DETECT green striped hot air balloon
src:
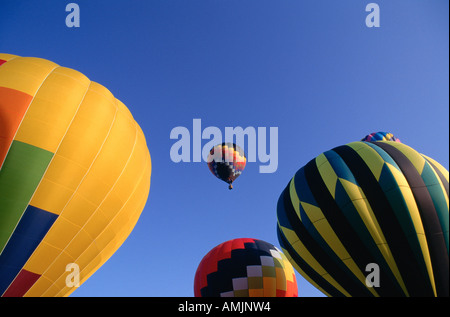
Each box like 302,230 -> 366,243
277,140 -> 448,297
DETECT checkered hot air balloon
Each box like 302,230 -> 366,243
0,54 -> 151,297
277,140 -> 449,297
194,238 -> 298,297
207,143 -> 246,190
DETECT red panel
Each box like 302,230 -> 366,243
2,269 -> 41,297
0,59 -> 7,66
0,86 -> 33,167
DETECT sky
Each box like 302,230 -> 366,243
0,0 -> 448,297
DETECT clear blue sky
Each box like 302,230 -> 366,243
0,0 -> 448,297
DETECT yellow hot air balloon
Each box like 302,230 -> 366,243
0,53 -> 151,296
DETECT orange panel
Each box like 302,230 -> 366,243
0,87 -> 33,167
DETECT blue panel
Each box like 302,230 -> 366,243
325,150 -> 357,185
0,205 -> 57,295
293,167 -> 318,207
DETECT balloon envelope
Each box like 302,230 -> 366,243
194,238 -> 298,297
207,143 -> 246,189
0,54 -> 151,296
361,131 -> 401,143
277,140 -> 448,297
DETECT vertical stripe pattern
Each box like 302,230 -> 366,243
277,141 -> 448,297
0,54 -> 151,297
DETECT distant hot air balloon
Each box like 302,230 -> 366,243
194,238 -> 298,297
362,131 -> 401,143
0,53 -> 151,297
277,140 -> 448,297
207,143 -> 246,190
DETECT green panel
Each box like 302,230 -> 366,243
421,162 -> 449,252
0,140 -> 53,252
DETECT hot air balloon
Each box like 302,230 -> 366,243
362,131 -> 401,143
277,140 -> 448,297
0,53 -> 151,296
207,143 -> 246,190
194,238 -> 298,297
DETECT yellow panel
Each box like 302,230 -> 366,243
30,82 -> 117,214
56,82 -> 118,168
417,234 -> 437,296
107,164 -> 150,237
24,275 -> 53,297
0,56 -> 58,96
64,229 -> 93,261
39,217 -> 80,252
29,177 -> 74,215
91,226 -> 116,252
300,201 -> 324,223
76,108 -> 137,206
316,153 -> 338,198
263,277 -> 276,296
0,53 -> 18,61
296,181 -> 352,262
348,142 -> 385,180
116,98 -> 134,120
60,193 -> 98,227
279,252 -> 296,281
313,219 -> 351,261
275,267 -> 286,290
288,177 -> 301,221
42,276 -> 67,297
83,211 -> 110,241
15,67 -> 90,152
72,157 -> 151,285
108,126 -> 148,203
41,250 -> 75,288
22,241 -> 61,274
42,155 -> 88,192
97,193 -> 124,221
73,240 -> 102,270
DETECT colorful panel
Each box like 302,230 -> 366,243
0,141 -> 53,252
0,205 -> 57,295
0,87 -> 33,167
